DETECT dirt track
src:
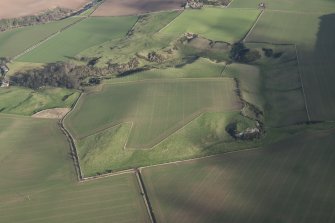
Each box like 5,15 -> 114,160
32,108 -> 70,119
92,0 -> 184,17
0,0 -> 90,19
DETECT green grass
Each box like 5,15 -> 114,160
6,61 -> 44,76
65,78 -> 241,148
0,87 -> 80,116
230,0 -> 335,13
142,127 -> 335,223
0,114 -> 149,223
18,16 -> 137,63
105,58 -> 225,83
0,17 -> 81,58
78,11 -> 182,67
246,11 -> 335,121
160,8 -> 260,43
77,111 -> 259,176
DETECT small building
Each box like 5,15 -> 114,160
258,2 -> 266,9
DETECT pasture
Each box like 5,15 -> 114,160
0,114 -> 149,223
230,0 -> 335,13
65,78 -> 241,148
76,111 -> 258,176
78,10 -> 182,67
0,0 -> 89,19
160,8 -> 260,43
93,0 -> 184,17
106,58 -> 226,83
142,127 -> 335,223
246,11 -> 335,121
0,17 -> 81,58
0,87 -> 79,116
18,16 -> 137,63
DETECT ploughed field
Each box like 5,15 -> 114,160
0,0 -> 90,19
65,78 -> 242,149
0,114 -> 149,223
142,127 -> 335,223
92,0 -> 184,17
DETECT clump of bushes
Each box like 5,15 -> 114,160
0,7 -> 72,32
230,42 -> 261,63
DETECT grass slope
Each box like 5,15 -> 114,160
65,78 -> 241,148
106,58 -> 225,83
78,11 -> 182,67
161,8 -> 260,43
77,111 -> 259,176
0,114 -> 149,223
18,16 -> 137,63
0,17 -> 81,58
142,127 -> 335,223
0,87 -> 80,116
246,11 -> 335,121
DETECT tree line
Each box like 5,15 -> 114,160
10,58 -> 141,89
0,8 -> 72,32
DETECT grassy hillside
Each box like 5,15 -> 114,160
0,114 -> 149,223
0,87 -> 80,116
76,111 -> 259,176
142,126 -> 335,223
65,78 -> 241,148
0,17 -> 81,58
160,8 -> 260,43
18,16 -> 137,63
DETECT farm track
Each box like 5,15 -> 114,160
242,9 -> 263,42
11,16 -> 88,61
294,44 -> 311,122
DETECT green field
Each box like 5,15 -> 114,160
246,11 -> 335,121
78,11 -> 182,67
105,58 -> 225,83
75,111 -> 259,176
65,78 -> 241,148
230,0 -> 335,13
142,127 -> 335,223
0,87 -> 80,116
0,114 -> 149,223
18,16 -> 137,63
160,8 -> 260,43
0,17 -> 81,58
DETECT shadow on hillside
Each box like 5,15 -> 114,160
300,13 -> 335,121
147,128 -> 335,223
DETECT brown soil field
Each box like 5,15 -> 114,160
32,108 -> 70,119
0,0 -> 90,19
92,0 -> 184,17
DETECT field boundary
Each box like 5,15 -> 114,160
136,169 -> 156,223
157,9 -> 184,33
12,16 -> 88,61
242,9 -> 263,42
294,44 -> 311,121
244,41 -> 311,123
